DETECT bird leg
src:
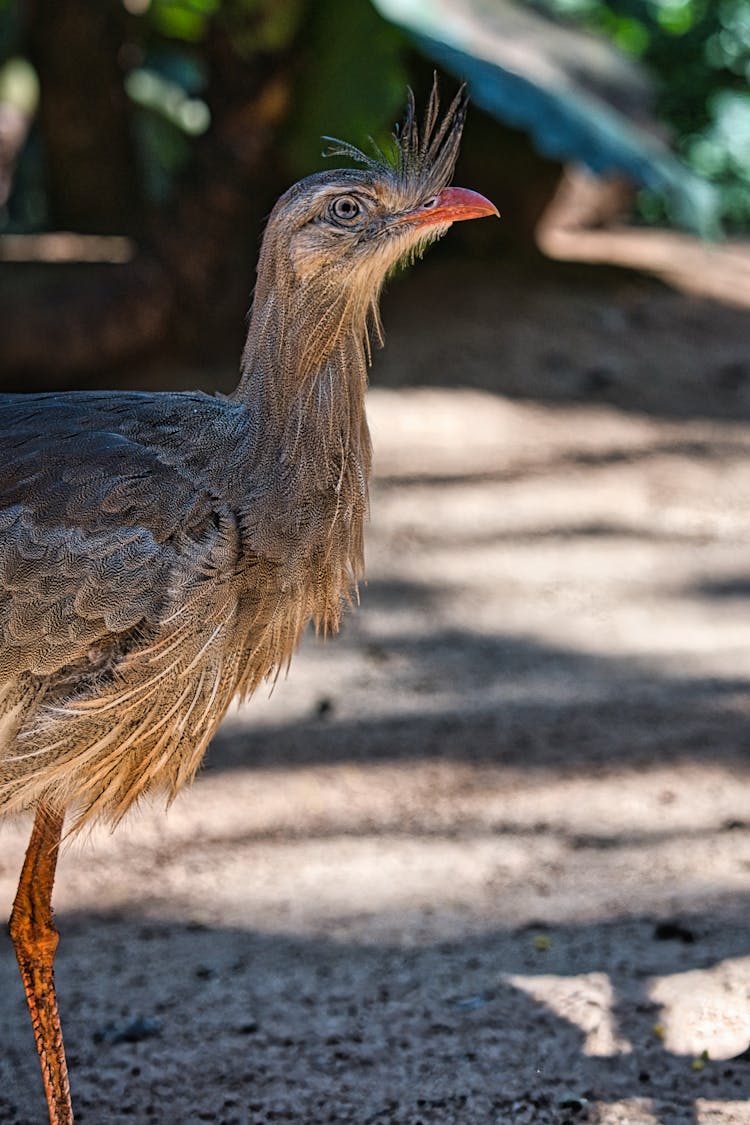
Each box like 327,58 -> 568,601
9,802 -> 73,1125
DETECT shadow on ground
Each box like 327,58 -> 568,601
206,612 -> 750,781
2,903 -> 750,1124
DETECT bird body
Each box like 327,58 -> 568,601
0,83 -> 496,1125
0,381 -> 368,828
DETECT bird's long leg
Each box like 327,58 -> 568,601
9,801 -> 73,1125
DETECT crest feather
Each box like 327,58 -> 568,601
324,76 -> 468,202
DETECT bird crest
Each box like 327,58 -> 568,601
324,77 -> 468,204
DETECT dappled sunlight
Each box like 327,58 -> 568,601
539,223 -> 750,313
208,385 -> 750,742
2,0 -> 750,1119
0,232 -> 135,262
507,972 -> 631,1058
3,754 -> 750,945
594,1106 -> 661,1125
4,380 -> 750,1118
650,959 -> 750,1061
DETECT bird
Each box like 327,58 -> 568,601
0,82 -> 497,1125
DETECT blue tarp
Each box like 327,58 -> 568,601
372,0 -> 717,232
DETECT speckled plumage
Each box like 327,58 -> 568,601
0,84 -> 472,832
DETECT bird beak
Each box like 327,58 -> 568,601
404,186 -> 500,229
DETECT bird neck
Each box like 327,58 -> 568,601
233,271 -> 376,479
230,273 -> 375,596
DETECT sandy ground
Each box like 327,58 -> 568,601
3,256 -> 750,1123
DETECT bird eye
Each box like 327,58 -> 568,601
329,195 -> 362,223
422,196 -> 439,209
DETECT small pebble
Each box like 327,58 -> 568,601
454,994 -> 486,1011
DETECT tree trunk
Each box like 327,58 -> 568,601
26,0 -> 143,234
150,23 -> 292,358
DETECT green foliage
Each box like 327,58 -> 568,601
146,0 -> 307,52
0,0 -> 22,62
0,56 -> 38,114
124,0 -> 407,197
533,0 -> 750,230
126,60 -> 210,201
122,0 -> 311,201
148,0 -> 221,43
281,0 -> 408,177
221,0 -> 308,55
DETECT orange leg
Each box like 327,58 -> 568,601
9,802 -> 73,1125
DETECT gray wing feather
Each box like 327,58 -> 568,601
0,392 -> 230,680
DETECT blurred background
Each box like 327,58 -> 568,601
3,3 -> 750,1123
0,0 -> 748,385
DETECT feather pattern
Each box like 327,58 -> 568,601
325,79 -> 468,207
0,81 -> 473,830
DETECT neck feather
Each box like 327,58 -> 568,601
232,270 -> 377,483
230,271 -> 376,627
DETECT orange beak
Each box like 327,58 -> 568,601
405,186 -> 499,229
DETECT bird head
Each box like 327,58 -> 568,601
237,83 -> 497,573
251,83 -> 498,337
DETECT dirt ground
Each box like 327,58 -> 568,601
3,251 -> 750,1124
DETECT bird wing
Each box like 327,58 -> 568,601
0,391 -> 260,825
0,391 -> 236,682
